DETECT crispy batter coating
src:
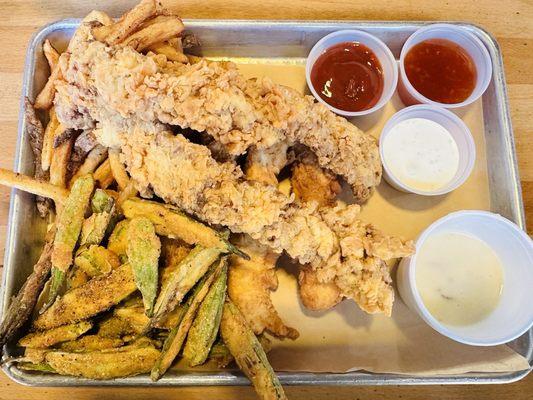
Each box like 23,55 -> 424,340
229,235 -> 298,339
54,31 -> 381,201
53,18 -> 413,316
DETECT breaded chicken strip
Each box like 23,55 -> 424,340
229,235 -> 298,339
54,31 -> 381,201
289,147 -> 344,310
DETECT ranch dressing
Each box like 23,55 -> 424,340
382,118 -> 459,191
416,232 -> 503,326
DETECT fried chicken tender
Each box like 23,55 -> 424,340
53,17 -> 413,316
54,31 -> 381,201
291,146 -> 341,207
298,266 -> 342,311
288,148 -> 344,310
229,235 -> 299,339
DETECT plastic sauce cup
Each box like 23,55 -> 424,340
379,104 -> 476,196
398,24 -> 492,108
397,210 -> 533,346
306,30 -> 398,117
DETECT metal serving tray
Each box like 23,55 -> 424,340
1,19 -> 531,386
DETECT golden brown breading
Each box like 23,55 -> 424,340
52,17 -> 413,316
229,235 -> 298,339
54,32 -> 381,201
298,267 -> 342,311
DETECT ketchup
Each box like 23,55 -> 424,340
404,39 -> 477,104
310,42 -> 384,112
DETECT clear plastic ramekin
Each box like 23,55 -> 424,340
397,210 -> 533,346
379,104 -> 476,195
398,24 -> 492,108
305,30 -> 398,117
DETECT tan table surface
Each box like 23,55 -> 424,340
0,1 -> 531,399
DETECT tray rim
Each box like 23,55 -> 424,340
1,18 -> 530,387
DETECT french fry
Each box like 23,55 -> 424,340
117,180 -> 138,208
45,175 -> 95,309
18,321 -> 92,349
49,130 -> 74,189
34,53 -> 68,110
147,40 -> 188,63
151,245 -> 221,326
41,108 -> 60,172
0,168 -> 68,204
43,39 -> 60,70
183,258 -> 227,366
122,15 -> 185,52
44,342 -> 160,379
127,217 -> 161,316
35,263 -> 137,330
122,198 -> 248,259
220,299 -> 286,400
74,245 -> 121,277
0,225 -> 55,349
151,261 -> 223,381
93,158 -> 114,189
69,145 -> 107,187
108,148 -> 130,190
92,0 -> 158,45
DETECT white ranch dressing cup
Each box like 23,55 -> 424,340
398,24 -> 492,108
379,104 -> 476,196
305,30 -> 398,117
397,211 -> 533,346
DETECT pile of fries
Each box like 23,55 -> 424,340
0,1 -> 287,399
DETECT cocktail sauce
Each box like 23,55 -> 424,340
404,39 -> 477,104
310,42 -> 384,112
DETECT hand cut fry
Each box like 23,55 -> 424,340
41,108 -> 60,172
35,263 -> 137,330
147,40 -> 188,63
93,158 -> 114,189
92,0 -> 158,45
18,321 -> 92,349
69,145 -> 107,187
122,15 -> 185,52
49,131 -> 74,189
43,39 -> 60,70
0,168 -> 68,204
108,148 -> 130,190
117,180 -> 138,207
34,53 -> 68,110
